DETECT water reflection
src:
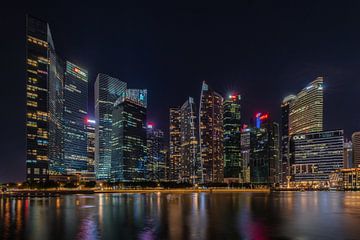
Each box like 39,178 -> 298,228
1,192 -> 360,239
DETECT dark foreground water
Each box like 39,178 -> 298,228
1,192 -> 360,240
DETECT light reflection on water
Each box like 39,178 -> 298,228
1,192 -> 360,239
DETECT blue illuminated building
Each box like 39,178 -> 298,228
95,74 -> 127,180
63,61 -> 89,173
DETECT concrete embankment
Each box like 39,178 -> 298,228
94,188 -> 270,194
1,188 -> 270,197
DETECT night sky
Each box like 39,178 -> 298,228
1,3 -> 360,182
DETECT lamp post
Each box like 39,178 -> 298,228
286,176 -> 291,189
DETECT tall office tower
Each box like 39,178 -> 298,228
169,108 -> 181,181
223,94 -> 242,182
26,15 -> 64,182
146,124 -> 166,181
343,141 -> 353,169
241,127 -> 251,183
163,146 -> 170,180
352,132 -> 360,167
250,113 -> 279,184
289,77 -> 324,135
180,97 -> 200,183
291,130 -> 344,183
280,95 -> 296,183
199,81 -> 224,183
111,90 -> 147,182
86,119 -> 96,172
63,61 -> 88,173
95,74 -> 127,180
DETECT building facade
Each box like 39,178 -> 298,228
344,141 -> 353,169
280,95 -> 296,184
169,108 -> 181,181
241,128 -> 251,183
26,15 -> 64,182
111,90 -> 147,182
199,81 -> 224,183
352,132 -> 360,167
291,130 -> 344,183
289,77 -> 324,135
223,94 -> 242,181
180,97 -> 200,183
146,124 -> 166,181
250,114 -> 279,184
86,119 -> 96,172
95,74 -> 127,180
63,61 -> 88,173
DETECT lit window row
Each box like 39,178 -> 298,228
27,101 -> 38,107
28,77 -> 38,84
27,36 -> 48,47
27,92 -> 38,99
27,121 -> 37,128
36,155 -> 48,161
27,58 -> 38,67
38,56 -> 49,64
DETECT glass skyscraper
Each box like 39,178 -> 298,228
199,81 -> 224,183
63,61 -> 88,173
352,132 -> 360,167
291,130 -> 344,183
95,74 -> 127,180
111,90 -> 147,182
223,94 -> 242,181
280,95 -> 296,183
250,113 -> 279,184
169,107 -> 181,181
241,128 -> 251,183
26,15 -> 64,182
146,124 -> 166,181
86,119 -> 96,172
180,97 -> 200,183
289,77 -> 324,135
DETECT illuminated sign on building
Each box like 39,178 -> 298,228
293,135 -> 305,140
74,67 -> 87,77
255,112 -> 269,128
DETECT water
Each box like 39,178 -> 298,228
1,192 -> 360,239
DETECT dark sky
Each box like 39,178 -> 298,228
1,2 -> 360,182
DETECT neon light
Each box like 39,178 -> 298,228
147,122 -> 154,129
86,118 -> 96,124
259,114 -> 269,121
73,67 -> 87,77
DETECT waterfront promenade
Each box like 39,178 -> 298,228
0,188 -> 270,197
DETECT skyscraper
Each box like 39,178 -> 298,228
241,127 -> 251,183
63,61 -> 88,173
199,81 -> 224,183
250,113 -> 279,184
280,95 -> 296,183
95,74 -> 127,180
169,108 -> 181,181
223,94 -> 242,182
352,132 -> 360,167
289,77 -> 324,135
26,15 -> 63,182
343,140 -> 353,169
86,118 -> 96,172
291,130 -> 344,183
180,97 -> 200,183
146,124 -> 166,181
111,90 -> 147,182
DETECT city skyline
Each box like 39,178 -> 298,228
2,5 -> 360,182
